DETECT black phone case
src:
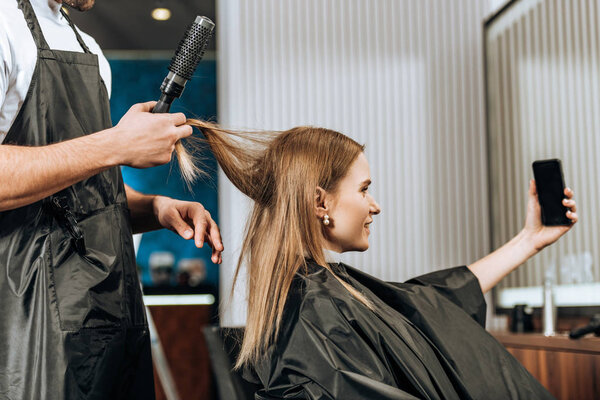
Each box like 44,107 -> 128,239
532,158 -> 571,226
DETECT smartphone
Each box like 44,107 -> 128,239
532,159 -> 571,226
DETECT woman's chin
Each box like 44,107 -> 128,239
355,241 -> 370,252
338,236 -> 370,252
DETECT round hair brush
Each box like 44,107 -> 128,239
152,16 -> 215,184
153,16 -> 215,114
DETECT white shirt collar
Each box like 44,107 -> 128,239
323,248 -> 343,264
31,0 -> 63,19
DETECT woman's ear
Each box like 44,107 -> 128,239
315,186 -> 328,218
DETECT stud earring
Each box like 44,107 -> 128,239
323,214 -> 330,226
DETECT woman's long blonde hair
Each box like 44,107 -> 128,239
180,120 -> 371,368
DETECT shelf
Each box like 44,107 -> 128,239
490,331 -> 600,354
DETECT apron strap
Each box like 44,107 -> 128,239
60,8 -> 93,54
17,0 -> 92,54
16,0 -> 51,50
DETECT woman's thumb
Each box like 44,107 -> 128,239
529,179 -> 537,197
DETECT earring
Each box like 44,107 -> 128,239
323,214 -> 330,226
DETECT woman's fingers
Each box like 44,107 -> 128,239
567,210 -> 578,224
564,187 -> 574,198
561,188 -> 577,223
563,198 -> 577,213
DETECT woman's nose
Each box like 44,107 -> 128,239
370,199 -> 381,215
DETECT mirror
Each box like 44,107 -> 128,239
484,0 -> 600,309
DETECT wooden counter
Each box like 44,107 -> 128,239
149,305 -> 215,400
491,331 -> 600,400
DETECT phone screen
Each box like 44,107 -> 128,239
532,159 -> 570,226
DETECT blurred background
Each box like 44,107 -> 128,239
72,2 -> 219,297
69,0 -> 600,399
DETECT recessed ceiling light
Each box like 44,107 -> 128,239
151,7 -> 171,21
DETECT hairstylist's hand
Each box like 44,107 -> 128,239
152,196 -> 223,264
110,101 -> 193,168
522,179 -> 578,252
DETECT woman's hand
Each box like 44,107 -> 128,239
522,179 -> 578,252
468,180 -> 578,293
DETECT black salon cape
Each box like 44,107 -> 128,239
245,261 -> 553,400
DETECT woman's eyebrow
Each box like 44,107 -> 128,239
360,179 -> 372,187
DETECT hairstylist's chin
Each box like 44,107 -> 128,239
60,0 -> 96,11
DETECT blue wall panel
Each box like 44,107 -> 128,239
108,57 -> 218,289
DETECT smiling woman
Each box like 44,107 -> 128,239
180,120 -> 575,399
316,153 -> 381,253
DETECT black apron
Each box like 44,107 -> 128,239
0,1 -> 155,399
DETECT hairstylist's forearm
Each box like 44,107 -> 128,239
467,229 -> 538,294
125,185 -> 163,234
0,102 -> 192,212
0,129 -> 120,211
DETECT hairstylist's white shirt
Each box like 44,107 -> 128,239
0,0 -> 111,144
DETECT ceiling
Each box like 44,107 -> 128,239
68,0 -> 216,51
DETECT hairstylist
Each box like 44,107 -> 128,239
0,0 -> 223,399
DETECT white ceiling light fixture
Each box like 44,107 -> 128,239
151,5 -> 171,21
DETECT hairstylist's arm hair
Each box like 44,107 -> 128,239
0,101 -> 192,212
468,180 -> 577,293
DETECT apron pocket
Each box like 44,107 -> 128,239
49,204 -> 126,331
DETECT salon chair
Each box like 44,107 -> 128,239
203,326 -> 262,400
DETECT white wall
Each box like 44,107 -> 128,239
217,0 -> 497,326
